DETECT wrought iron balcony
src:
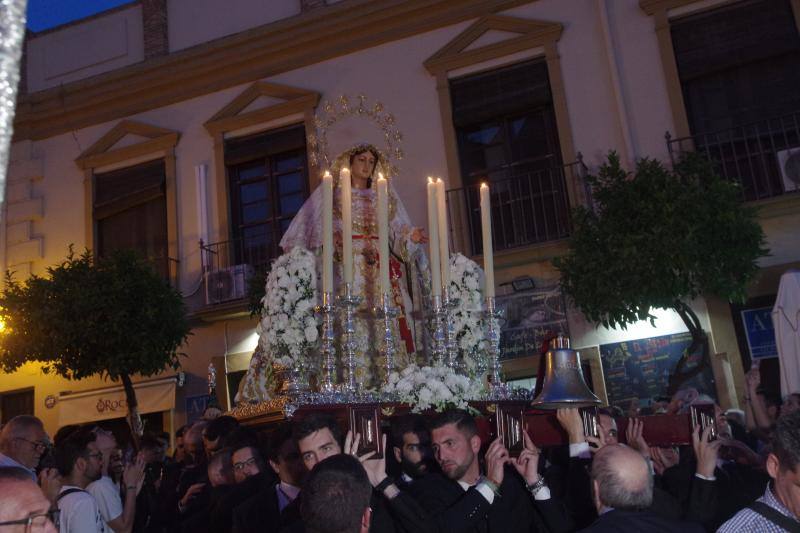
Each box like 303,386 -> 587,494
666,112 -> 800,202
446,159 -> 585,257
200,237 -> 274,305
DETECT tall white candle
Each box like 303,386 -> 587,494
321,171 -> 334,294
427,177 -> 442,297
340,167 -> 353,285
377,173 -> 390,295
480,182 -> 495,298
435,178 -> 449,292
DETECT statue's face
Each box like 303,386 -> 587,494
350,150 -> 377,181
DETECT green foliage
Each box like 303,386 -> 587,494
247,265 -> 270,318
0,248 -> 191,381
555,152 -> 768,331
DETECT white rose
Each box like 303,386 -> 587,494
304,325 -> 319,343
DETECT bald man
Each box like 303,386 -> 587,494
579,444 -> 703,532
0,467 -> 58,532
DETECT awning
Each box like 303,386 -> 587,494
58,377 -> 176,427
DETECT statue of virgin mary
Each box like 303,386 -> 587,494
237,143 -> 430,401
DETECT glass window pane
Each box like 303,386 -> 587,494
242,202 -> 269,224
275,153 -> 302,173
279,192 -> 305,215
241,181 -> 268,203
278,172 -> 303,195
238,164 -> 266,181
466,125 -> 502,146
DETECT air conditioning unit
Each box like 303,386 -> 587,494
204,264 -> 253,305
776,147 -> 800,193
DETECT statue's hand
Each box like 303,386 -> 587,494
410,227 -> 428,244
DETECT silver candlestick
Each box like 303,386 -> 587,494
484,296 -> 508,399
431,293 -> 448,367
315,291 -> 337,394
375,292 -> 398,387
339,282 -> 362,396
443,287 -> 461,371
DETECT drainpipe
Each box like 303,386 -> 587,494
598,0 -> 637,166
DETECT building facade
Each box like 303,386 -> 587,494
1,0 -> 798,435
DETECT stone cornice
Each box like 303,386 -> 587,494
15,0 -> 531,142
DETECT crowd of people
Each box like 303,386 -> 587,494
0,379 -> 798,532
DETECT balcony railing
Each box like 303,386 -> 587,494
666,112 -> 800,201
200,237 -> 274,305
446,159 -> 585,257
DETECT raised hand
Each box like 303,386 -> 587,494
512,426 -> 542,485
650,446 -> 679,475
626,418 -> 651,459
745,367 -> 761,394
484,437 -> 509,487
344,430 -> 362,456
361,434 -> 389,488
123,454 -> 146,494
556,408 -> 585,444
692,424 -> 722,478
586,426 -> 608,453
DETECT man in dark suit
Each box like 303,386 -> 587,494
408,409 -> 572,533
389,414 -> 434,488
578,444 -> 703,533
232,423 -> 304,533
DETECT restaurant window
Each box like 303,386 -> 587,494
224,124 -> 309,268
450,59 -> 569,251
94,160 -> 169,279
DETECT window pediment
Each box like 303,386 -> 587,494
424,15 -> 563,75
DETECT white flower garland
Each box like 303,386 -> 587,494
382,364 -> 484,413
259,247 -> 319,368
448,253 -> 487,374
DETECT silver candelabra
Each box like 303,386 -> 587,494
430,293 -> 448,367
442,287 -> 461,371
339,282 -> 362,396
375,292 -> 398,386
484,296 -> 509,399
316,291 -> 337,395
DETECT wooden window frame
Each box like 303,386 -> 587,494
204,81 -> 320,244
75,120 -> 180,286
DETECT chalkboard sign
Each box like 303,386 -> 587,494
599,332 -> 716,411
497,286 -> 569,360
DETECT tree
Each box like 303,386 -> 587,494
555,152 -> 768,393
0,249 -> 190,445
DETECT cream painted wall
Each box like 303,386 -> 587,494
26,5 -> 144,93
168,0 -> 300,52
7,0 -> 800,422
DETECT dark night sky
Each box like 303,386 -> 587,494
27,0 -> 135,32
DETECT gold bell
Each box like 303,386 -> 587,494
531,335 -> 601,409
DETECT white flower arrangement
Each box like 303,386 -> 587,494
382,364 -> 484,412
448,253 -> 487,374
259,247 -> 319,368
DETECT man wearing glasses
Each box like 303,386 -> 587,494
0,415 -> 50,482
53,429 -> 106,533
0,466 -> 58,532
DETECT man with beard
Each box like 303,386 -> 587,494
409,409 -> 573,533
390,415 -> 433,487
54,428 -> 107,533
294,412 -> 435,533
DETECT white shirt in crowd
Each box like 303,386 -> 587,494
87,476 -> 123,528
58,485 -> 106,533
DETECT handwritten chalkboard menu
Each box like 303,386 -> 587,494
599,332 -> 716,410
497,286 -> 569,360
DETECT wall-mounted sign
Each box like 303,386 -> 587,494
185,394 -> 210,424
57,378 -> 176,426
44,395 -> 57,409
740,307 -> 778,360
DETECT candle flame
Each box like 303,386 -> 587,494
428,176 -> 435,184
323,170 -> 331,177
480,182 -> 488,189
378,172 -> 384,180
